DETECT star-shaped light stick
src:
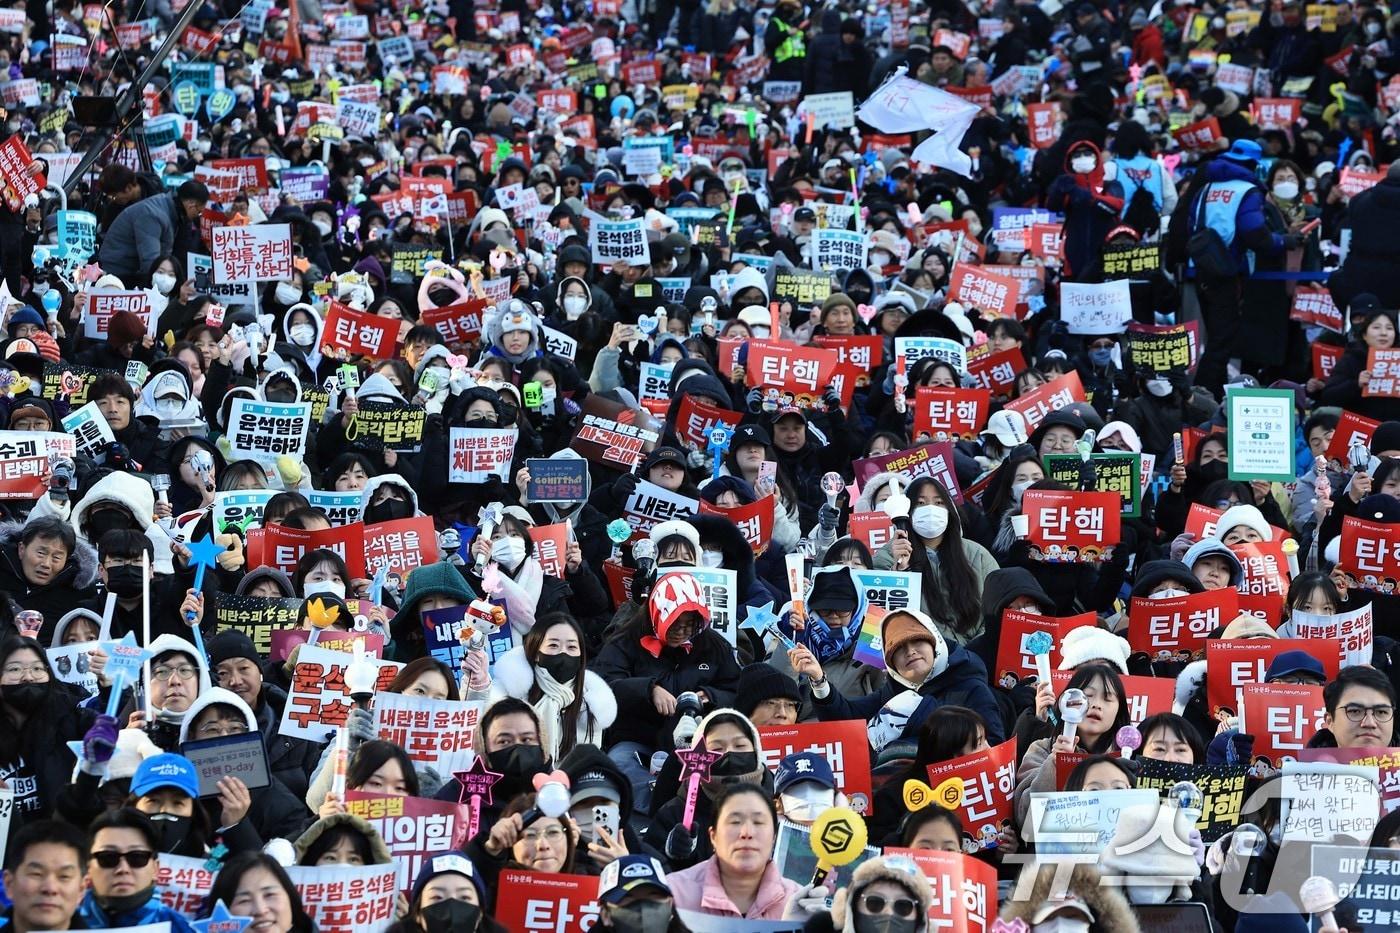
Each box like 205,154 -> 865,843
184,534 -> 226,658
102,632 -> 153,719
192,899 -> 254,933
739,600 -> 796,651
675,746 -> 721,832
454,754 -> 504,842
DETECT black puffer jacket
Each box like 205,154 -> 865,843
0,522 -> 100,639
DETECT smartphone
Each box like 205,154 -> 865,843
759,461 -> 777,483
593,803 -> 620,844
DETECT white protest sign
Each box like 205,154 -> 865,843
623,145 -> 663,177
227,398 -> 312,462
48,642 -> 100,697
590,217 -> 649,266
894,336 -> 968,375
80,289 -> 152,339
541,325 -> 577,361
279,644 -> 403,741
800,91 -> 856,129
623,480 -> 700,540
1281,761 -> 1380,842
812,229 -> 868,271
638,362 -> 675,411
1061,280 -> 1133,335
62,401 -> 115,458
373,692 -> 483,776
1030,789 -> 1160,853
211,223 -> 293,283
306,489 -> 364,526
849,569 -> 923,612
447,427 -> 518,483
287,863 -> 397,933
1277,602 -> 1373,667
213,489 -> 278,534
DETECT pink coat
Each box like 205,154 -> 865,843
668,856 -> 800,920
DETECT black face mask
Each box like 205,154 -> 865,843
607,901 -> 674,932
420,898 -> 481,933
854,914 -> 920,933
535,652 -> 581,684
105,565 -> 144,599
149,813 -> 192,853
711,750 -> 758,777
365,498 -> 414,524
87,510 -> 135,544
487,743 -> 547,784
1193,460 -> 1229,485
99,884 -> 156,915
2,683 -> 46,713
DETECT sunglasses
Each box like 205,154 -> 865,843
860,894 -> 918,918
92,849 -> 155,869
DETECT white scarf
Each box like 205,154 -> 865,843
495,557 -> 545,636
532,665 -> 579,762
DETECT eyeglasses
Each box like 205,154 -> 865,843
759,699 -> 800,715
1342,704 -> 1395,723
152,665 -> 197,682
522,827 -> 566,844
859,894 -> 917,918
91,849 -> 155,869
2,664 -> 47,679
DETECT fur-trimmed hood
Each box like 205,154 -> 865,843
854,472 -> 903,514
72,472 -> 155,543
293,812 -> 393,865
830,855 -> 935,932
487,645 -> 617,733
358,473 -> 422,520
1174,659 -> 1208,715
0,520 -> 99,590
998,864 -> 1141,932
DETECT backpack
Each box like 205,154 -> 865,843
1186,183 -> 1239,281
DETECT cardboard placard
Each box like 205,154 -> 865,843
757,720 -> 874,814
1020,489 -> 1122,563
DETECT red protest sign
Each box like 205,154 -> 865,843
913,386 -> 991,441
1366,348 -> 1400,397
1182,503 -> 1290,543
322,301 -> 399,359
887,848 -> 999,932
1050,670 -> 1175,725
1026,102 -> 1061,149
1027,223 -> 1064,261
1021,489 -> 1121,563
746,340 -> 839,407
1339,167 -> 1384,199
699,495 -> 775,555
247,522 -> 367,578
602,559 -> 636,606
363,517 -> 438,582
344,792 -> 471,893
570,396 -> 660,472
1002,371 -> 1085,431
848,511 -> 895,554
924,738 -> 1017,841
811,334 -> 884,374
1242,682 -> 1326,765
1325,410 -> 1381,462
1206,639 -> 1342,716
0,136 -> 46,213
1290,285 -> 1343,332
495,871 -> 599,933
1252,98 -> 1302,129
993,609 -> 1094,684
758,719 -> 874,813
1313,343 -> 1344,381
420,300 -> 485,346
208,157 -> 269,192
967,347 -> 1026,394
1173,116 -> 1223,151
674,395 -> 741,450
528,523 -> 569,578
1337,515 -> 1400,592
1232,540 -> 1291,626
948,265 -> 1019,319
621,58 -> 662,85
852,441 -> 962,502
1127,588 -> 1240,657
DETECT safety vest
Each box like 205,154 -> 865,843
1117,154 -> 1165,214
1199,178 -> 1258,273
773,18 -> 806,63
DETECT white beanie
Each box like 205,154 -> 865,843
1212,504 -> 1271,542
1099,420 -> 1143,454
649,519 -> 701,557
1058,625 -> 1132,674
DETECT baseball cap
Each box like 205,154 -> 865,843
1265,650 -> 1326,683
642,446 -> 687,472
771,405 -> 806,424
980,409 -> 1028,447
774,752 -> 837,795
131,753 -> 199,799
570,769 -> 623,806
793,206 -> 816,223
732,423 -> 772,449
598,855 -> 671,905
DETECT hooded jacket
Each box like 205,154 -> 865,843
358,473 -> 423,523
293,812 -> 393,865
812,608 -> 1005,746
0,521 -> 100,639
1047,140 -> 1126,278
144,634 -> 213,738
771,565 -> 887,718
557,742 -> 662,870
967,567 -> 1053,676
802,855 -> 936,933
487,646 -> 618,762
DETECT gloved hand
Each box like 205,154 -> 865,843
611,472 -> 639,505
449,368 -> 473,395
686,448 -> 706,470
672,713 -> 700,749
782,882 -> 833,921
822,387 -> 841,412
818,503 -> 839,534
417,766 -> 445,798
82,714 -> 119,768
1188,826 -> 1205,866
346,707 -> 377,743
746,387 -> 764,413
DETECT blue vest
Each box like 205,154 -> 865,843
1117,154 -> 1165,214
1200,179 -> 1258,272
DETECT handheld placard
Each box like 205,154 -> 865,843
453,754 -> 504,843
809,806 -> 868,886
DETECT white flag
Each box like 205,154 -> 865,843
856,75 -> 980,176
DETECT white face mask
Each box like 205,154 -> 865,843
313,218 -> 333,237
911,503 -> 949,540
563,295 -> 588,320
869,251 -> 892,268
1011,480 -> 1034,504
1145,377 -> 1173,397
1071,156 -> 1097,174
1152,587 -> 1188,599
491,535 -> 527,570
1367,21 -> 1383,36
275,283 -> 302,305
304,579 -> 346,599
290,323 -> 316,346
1273,180 -> 1299,200
751,325 -> 771,339
155,397 -> 183,417
152,273 -> 177,295
701,549 -> 724,568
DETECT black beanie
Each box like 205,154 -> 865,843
807,569 -> 858,612
207,630 -> 260,668
737,663 -> 801,717
1373,420 -> 1400,455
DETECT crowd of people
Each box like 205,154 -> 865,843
0,0 -> 1399,929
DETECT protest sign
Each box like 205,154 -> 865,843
1281,761 -> 1380,842
1311,844 -> 1400,928
80,289 -> 152,340
745,341 -> 843,408
812,229 -> 868,271
947,265 -> 1019,319
279,645 -> 401,741
1366,349 -> 1400,397
849,569 -> 921,614
1232,539 -> 1292,625
1101,244 -> 1162,278
1137,759 -> 1247,843
1276,601 -> 1373,667
1314,343 -> 1344,381
344,792 -> 470,893
269,627 -> 384,664
286,863 -> 397,933
62,401 -> 115,458
322,301 -> 399,359
800,91 -> 856,128
658,566 -> 737,647
1127,321 -> 1201,373
590,218 -> 648,266
847,512 -> 895,554
699,496 -> 774,554
0,431 -> 72,499
1029,789 -> 1159,852
528,523 -> 568,578
852,441 -> 961,502
1241,682 -> 1326,767
1326,409 -> 1382,462
422,605 -> 472,670
886,849 -> 997,932
421,300 -> 486,345
1290,285 -> 1344,332
495,870 -> 600,932
924,739 -> 1018,848
210,224 -> 292,283
1044,452 -> 1143,517
912,386 -> 990,440
212,594 -> 302,657
1027,101 -> 1061,148
811,335 -> 883,379
570,395 -> 659,471
0,136 -> 43,213
1002,371 -> 1085,431
181,732 -> 271,797
48,641 -> 100,697
895,336 -> 968,375
155,855 -> 216,917
306,490 -> 364,527
967,347 -> 1025,393
993,609 -> 1095,684
525,458 -> 588,503
1126,588 -> 1239,656
364,517 -> 439,582
774,820 -> 878,890
373,692 -> 481,776
623,480 -> 699,540
447,427 -> 518,483
227,398 -> 311,462
769,268 -> 834,307
1302,747 -> 1400,815
55,210 -> 98,264
1060,280 -> 1133,334
1227,388 -> 1296,483
246,522 -> 367,579
674,396 -> 742,451
758,720 -> 874,813
213,490 -> 276,534
1021,489 -> 1121,563
1206,639 -> 1342,717
348,401 -> 427,452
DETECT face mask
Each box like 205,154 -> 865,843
1152,587 -> 1188,599
420,899 -> 481,933
313,219 -> 333,237
156,397 -> 183,417
536,651 -> 581,683
563,295 -> 588,320
607,902 -> 674,933
148,813 -> 192,853
711,750 -> 759,777
365,498 -> 414,524
1273,181 -> 1299,200
487,743 -> 547,782
1011,480 -> 1033,505
275,283 -> 302,305
304,579 -> 346,599
1071,156 -> 1097,174
1145,377 -> 1173,397
1089,347 -> 1114,367
491,536 -> 527,570
751,325 -> 771,339
701,549 -> 724,569
854,914 -> 920,933
105,565 -> 144,599
869,251 -> 892,267
911,503 -> 949,539
1367,21 -> 1383,36
290,323 -> 316,346
152,273 -> 177,295
1,683 -> 45,713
